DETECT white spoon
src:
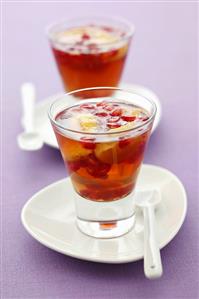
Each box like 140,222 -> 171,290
135,189 -> 163,279
17,83 -> 43,151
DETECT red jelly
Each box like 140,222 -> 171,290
50,24 -> 130,94
53,100 -> 151,201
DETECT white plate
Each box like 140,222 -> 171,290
21,164 -> 187,264
34,83 -> 161,148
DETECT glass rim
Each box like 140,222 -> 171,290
48,87 -> 157,136
46,15 -> 135,48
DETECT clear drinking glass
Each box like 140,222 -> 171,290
47,16 -> 134,93
49,87 -> 156,238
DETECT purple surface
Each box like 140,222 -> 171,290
2,2 -> 198,299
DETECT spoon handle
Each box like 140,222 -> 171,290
143,205 -> 163,279
21,83 -> 36,133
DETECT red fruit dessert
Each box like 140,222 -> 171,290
53,100 -> 152,201
48,24 -> 131,94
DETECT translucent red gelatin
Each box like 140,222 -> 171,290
51,25 -> 130,95
53,101 -> 151,201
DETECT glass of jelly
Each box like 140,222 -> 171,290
47,17 -> 134,95
49,87 -> 156,238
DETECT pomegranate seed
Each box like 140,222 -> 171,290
110,108 -> 122,116
119,138 -> 131,148
95,112 -> 108,117
86,153 -> 111,178
109,49 -> 118,56
103,104 -> 114,111
71,107 -> 82,113
82,33 -> 90,40
80,104 -> 95,110
60,112 -> 72,119
102,26 -> 114,32
121,115 -> 136,122
67,160 -> 85,172
80,137 -> 96,150
141,116 -> 149,121
107,122 -> 121,129
80,189 -> 92,199
116,184 -> 134,197
96,101 -> 107,107
80,188 -> 101,201
107,116 -> 120,123
82,143 -> 96,150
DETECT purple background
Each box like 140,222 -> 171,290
2,2 -> 198,299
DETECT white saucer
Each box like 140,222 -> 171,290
33,83 -> 161,148
21,164 -> 187,264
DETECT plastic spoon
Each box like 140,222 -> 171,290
17,83 -> 43,150
135,190 -> 163,279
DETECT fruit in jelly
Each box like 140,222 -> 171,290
53,100 -> 152,201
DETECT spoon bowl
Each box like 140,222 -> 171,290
17,132 -> 43,151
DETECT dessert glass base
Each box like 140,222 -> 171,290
74,191 -> 135,238
77,215 -> 135,239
